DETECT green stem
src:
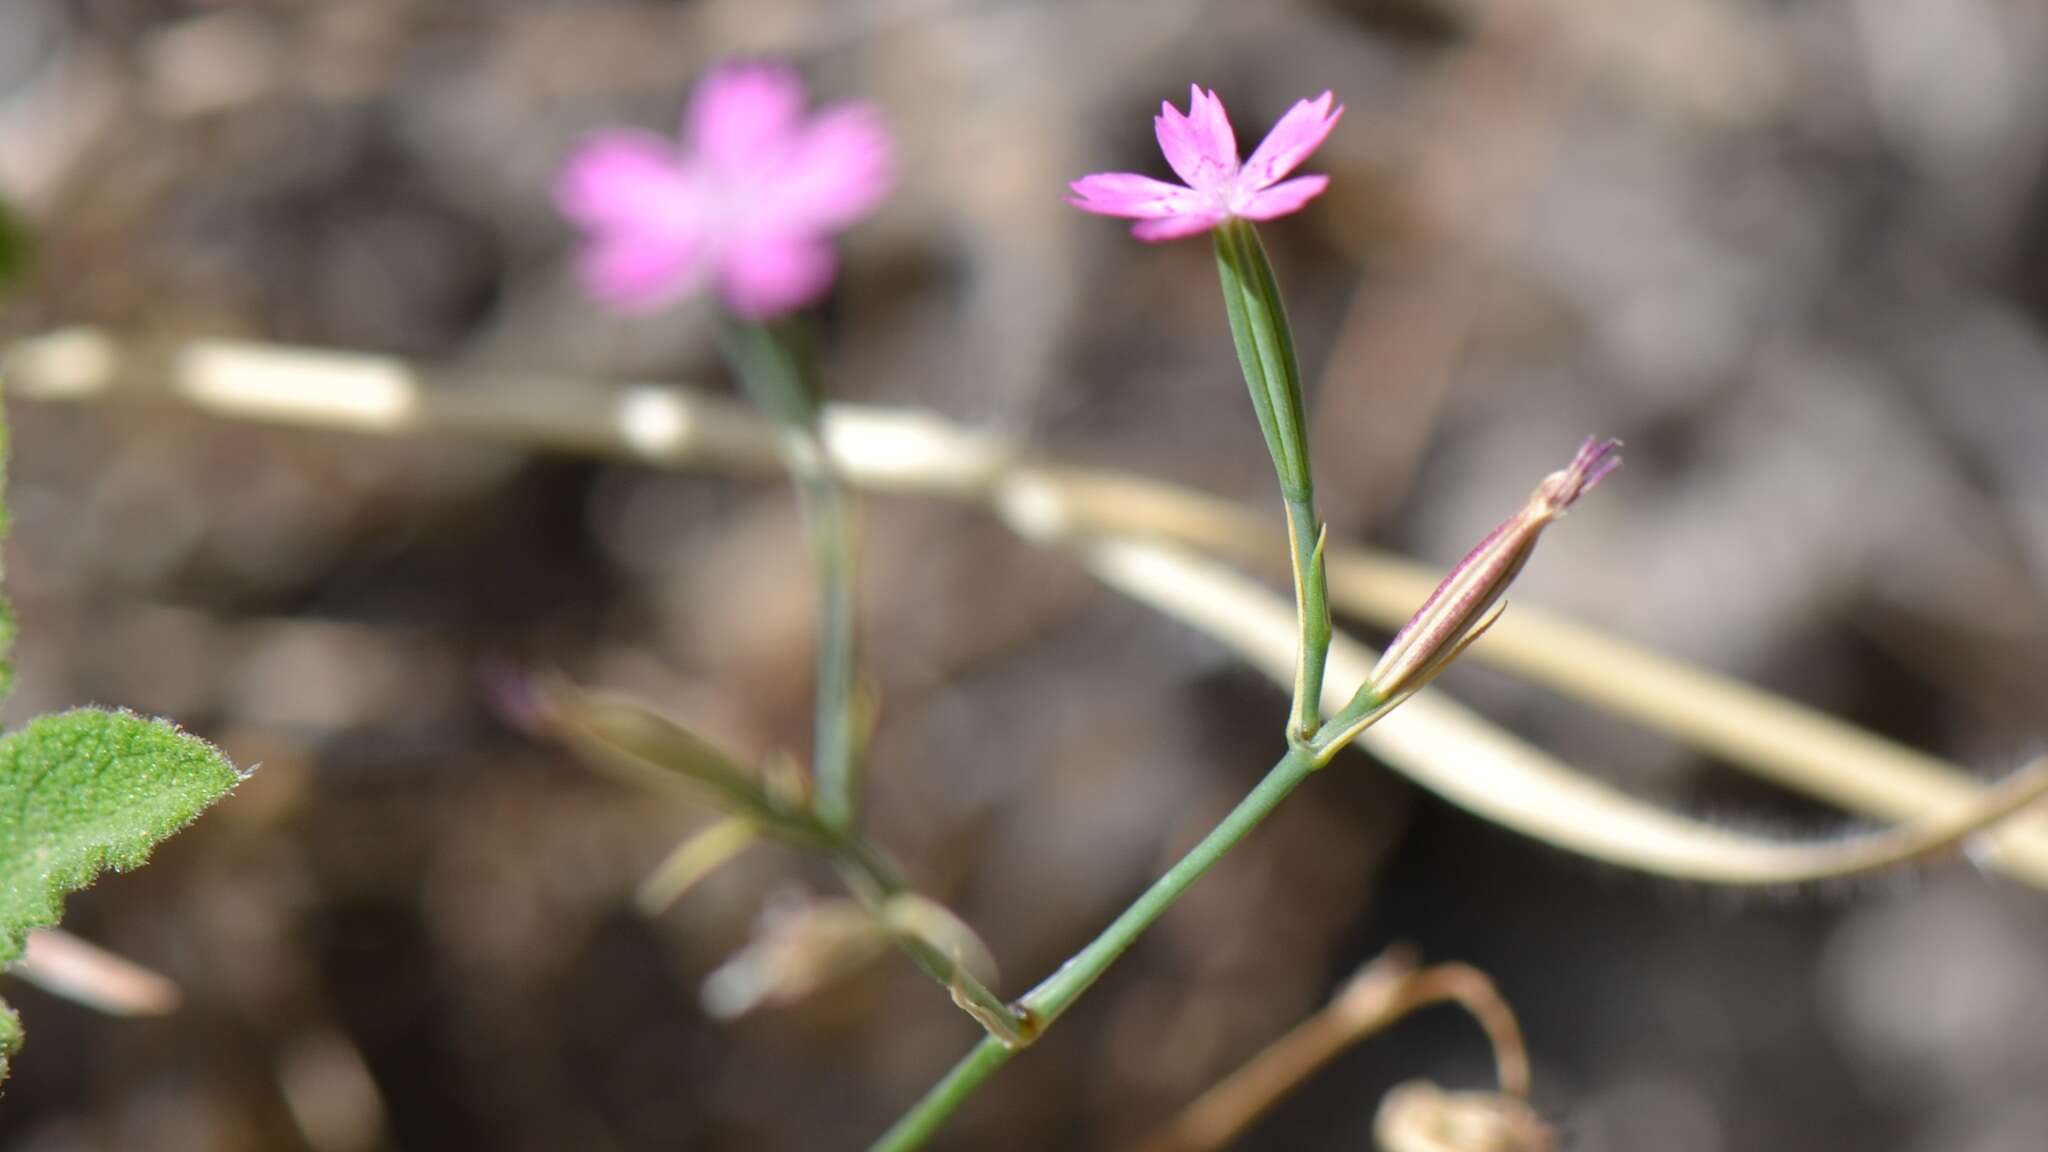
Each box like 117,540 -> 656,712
718,321 -> 864,831
869,744 -> 1321,1151
833,828 -> 909,900
718,321 -> 1010,1034
870,1036 -> 1012,1152
795,452 -> 862,830
832,829 -> 1026,1045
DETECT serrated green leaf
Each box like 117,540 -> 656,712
0,709 -> 240,1078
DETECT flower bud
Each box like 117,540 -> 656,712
1358,438 -> 1621,706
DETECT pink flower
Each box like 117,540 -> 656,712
1068,86 -> 1342,242
556,63 -> 892,319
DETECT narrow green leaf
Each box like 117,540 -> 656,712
0,709 -> 241,1077
539,680 -> 824,844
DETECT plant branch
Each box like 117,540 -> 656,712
870,743 -> 1322,1151
539,680 -> 1023,1039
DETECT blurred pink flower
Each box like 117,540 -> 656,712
557,63 -> 892,318
1068,86 -> 1342,241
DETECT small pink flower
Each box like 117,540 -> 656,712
556,63 -> 892,318
1068,86 -> 1342,242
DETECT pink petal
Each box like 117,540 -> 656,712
1067,172 -> 1207,219
1237,174 -> 1330,220
689,62 -> 808,171
578,232 -> 707,312
1239,93 -> 1342,190
1154,85 -> 1238,192
555,131 -> 699,231
1129,210 -> 1228,243
772,103 -> 894,232
1537,437 -> 1624,509
717,232 -> 838,319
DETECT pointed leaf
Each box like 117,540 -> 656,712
0,709 -> 241,1078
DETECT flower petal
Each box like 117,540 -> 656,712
689,62 -> 808,171
718,232 -> 838,319
771,103 -> 894,232
1239,92 -> 1342,191
1154,85 -> 1238,191
555,131 -> 699,231
578,232 -> 707,312
1236,174 -> 1329,221
1129,210 -> 1228,243
1067,172 -> 1206,219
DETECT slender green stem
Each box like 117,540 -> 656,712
794,452 -> 863,830
1018,744 -> 1317,1020
833,827 -> 909,901
869,744 -> 1321,1151
870,1036 -> 1013,1152
718,320 -> 864,831
718,321 -> 1011,1033
830,828 -> 1025,1043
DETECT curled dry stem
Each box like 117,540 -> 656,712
1134,945 -> 1531,1152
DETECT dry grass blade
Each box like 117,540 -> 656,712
1032,467 -> 2048,881
1081,535 -> 2048,888
11,929 -> 181,1016
636,817 -> 760,916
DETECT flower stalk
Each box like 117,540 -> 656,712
872,439 -> 1620,1149
717,320 -> 866,833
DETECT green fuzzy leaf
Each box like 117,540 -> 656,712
0,710 -> 241,1077
0,393 -> 239,1081
1,387 -> 11,700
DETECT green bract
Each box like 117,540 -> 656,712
0,396 -> 240,1082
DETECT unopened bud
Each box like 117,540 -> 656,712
1361,437 -> 1620,705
